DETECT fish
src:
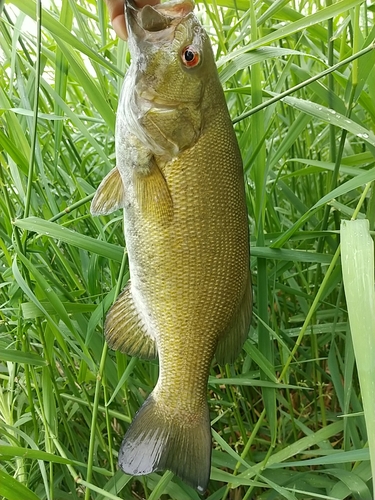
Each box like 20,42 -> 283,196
91,0 -> 252,492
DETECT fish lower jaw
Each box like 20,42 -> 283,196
138,93 -> 181,111
137,86 -> 196,110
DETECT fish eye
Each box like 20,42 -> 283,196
181,46 -> 200,67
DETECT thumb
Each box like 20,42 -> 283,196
105,0 -> 161,41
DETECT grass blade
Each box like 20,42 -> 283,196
13,217 -> 124,262
341,219 -> 375,494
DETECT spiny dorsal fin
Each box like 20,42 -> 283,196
105,283 -> 157,359
91,167 -> 124,216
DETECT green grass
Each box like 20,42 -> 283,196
1,0 -> 375,499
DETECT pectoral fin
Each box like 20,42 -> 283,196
215,272 -> 252,364
134,158 -> 173,221
91,167 -> 124,215
105,283 -> 157,359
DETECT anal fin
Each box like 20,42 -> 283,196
91,167 -> 124,216
215,271 -> 252,364
105,283 -> 157,359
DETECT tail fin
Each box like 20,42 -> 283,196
118,393 -> 211,493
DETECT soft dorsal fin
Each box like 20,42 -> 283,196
215,271 -> 252,364
91,167 -> 124,216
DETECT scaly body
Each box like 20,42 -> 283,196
91,0 -> 252,492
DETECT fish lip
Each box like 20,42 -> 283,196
138,91 -> 183,111
138,87 -> 198,108
126,0 -> 195,17
147,0 -> 195,18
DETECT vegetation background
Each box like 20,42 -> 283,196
1,0 -> 375,498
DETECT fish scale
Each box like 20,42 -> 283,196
91,0 -> 252,492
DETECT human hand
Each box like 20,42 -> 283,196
105,0 -> 160,40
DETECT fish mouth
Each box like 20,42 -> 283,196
126,0 -> 195,40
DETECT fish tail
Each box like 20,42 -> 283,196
118,392 -> 211,493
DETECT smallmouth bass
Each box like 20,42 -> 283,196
91,0 -> 252,492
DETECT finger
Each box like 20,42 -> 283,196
105,0 -> 128,40
105,0 -> 161,41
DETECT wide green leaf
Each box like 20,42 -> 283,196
8,0 -> 122,76
13,217 -> 124,262
0,349 -> 47,366
0,469 -> 40,500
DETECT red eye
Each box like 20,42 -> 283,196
181,46 -> 200,67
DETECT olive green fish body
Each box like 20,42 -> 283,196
91,0 -> 252,492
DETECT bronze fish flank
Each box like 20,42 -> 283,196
91,0 -> 252,492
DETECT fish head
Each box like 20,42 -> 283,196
124,0 -> 217,154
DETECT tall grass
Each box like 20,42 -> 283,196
1,0 -> 375,499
